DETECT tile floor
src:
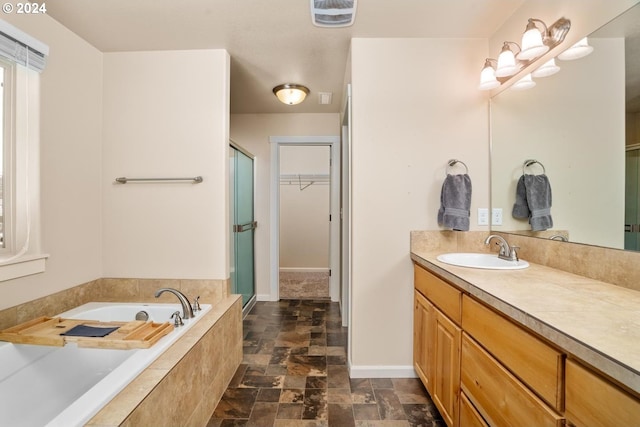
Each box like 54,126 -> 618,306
279,272 -> 330,300
207,300 -> 445,427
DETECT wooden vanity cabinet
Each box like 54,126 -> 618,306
565,359 -> 640,427
461,333 -> 564,427
414,265 -> 462,427
459,391 -> 489,427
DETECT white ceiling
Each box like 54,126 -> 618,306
44,0 -> 524,114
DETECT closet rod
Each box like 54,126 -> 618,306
115,176 -> 204,184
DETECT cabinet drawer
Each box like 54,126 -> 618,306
414,265 -> 461,324
461,333 -> 564,427
566,359 -> 640,427
462,295 -> 563,410
459,391 -> 489,427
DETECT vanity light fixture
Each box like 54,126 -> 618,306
478,58 -> 501,90
478,17 -> 571,92
557,37 -> 594,60
517,19 -> 550,61
272,84 -> 310,105
495,42 -> 521,77
511,73 -> 536,90
531,58 -> 561,78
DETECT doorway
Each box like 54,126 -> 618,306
269,136 -> 341,303
625,147 -> 640,250
230,143 -> 256,312
279,145 -> 331,299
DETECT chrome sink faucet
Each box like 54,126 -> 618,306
484,234 -> 519,262
154,288 -> 195,319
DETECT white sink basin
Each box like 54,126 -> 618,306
436,253 -> 529,270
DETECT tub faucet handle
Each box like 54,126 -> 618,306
171,311 -> 184,327
193,296 -> 201,312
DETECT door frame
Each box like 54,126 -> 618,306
269,135 -> 341,302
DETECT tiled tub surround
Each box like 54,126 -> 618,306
0,278 -> 242,426
411,230 -> 640,396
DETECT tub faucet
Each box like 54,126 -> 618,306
154,288 -> 195,319
484,234 -> 519,262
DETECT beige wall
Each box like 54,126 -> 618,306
101,50 -> 230,279
349,38 -> 490,374
230,114 -> 340,298
0,14 -> 103,310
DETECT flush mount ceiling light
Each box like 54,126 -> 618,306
310,0 -> 357,28
273,84 -> 310,105
557,37 -> 594,60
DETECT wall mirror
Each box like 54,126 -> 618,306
490,2 -> 640,251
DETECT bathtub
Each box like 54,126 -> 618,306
0,301 -> 211,427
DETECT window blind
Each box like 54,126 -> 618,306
0,19 -> 48,72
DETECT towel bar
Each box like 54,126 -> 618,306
115,176 -> 203,184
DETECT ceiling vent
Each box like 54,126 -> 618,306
310,0 -> 357,28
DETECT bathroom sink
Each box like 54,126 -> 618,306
436,253 -> 529,270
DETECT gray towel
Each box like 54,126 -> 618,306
524,174 -> 553,231
512,175 -> 530,219
438,174 -> 472,231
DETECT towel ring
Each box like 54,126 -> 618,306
446,159 -> 468,175
523,159 -> 546,175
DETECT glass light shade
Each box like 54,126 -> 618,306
273,84 -> 309,105
531,58 -> 560,78
495,47 -> 519,77
517,27 -> 549,60
557,37 -> 594,60
512,73 -> 536,90
478,64 -> 500,90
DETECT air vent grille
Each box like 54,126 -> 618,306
310,0 -> 357,28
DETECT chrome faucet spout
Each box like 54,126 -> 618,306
484,234 -> 519,262
154,288 -> 195,319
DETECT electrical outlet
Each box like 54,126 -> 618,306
477,208 -> 489,225
492,208 -> 503,225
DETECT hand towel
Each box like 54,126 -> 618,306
512,175 -> 530,219
524,174 -> 553,231
438,174 -> 472,231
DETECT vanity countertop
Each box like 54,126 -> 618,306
411,249 -> 640,395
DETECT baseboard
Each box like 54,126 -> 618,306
348,364 -> 418,379
256,294 -> 275,301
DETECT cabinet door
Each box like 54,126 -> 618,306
459,391 -> 489,427
566,359 -> 640,427
432,307 -> 461,427
461,333 -> 564,427
414,291 -> 434,392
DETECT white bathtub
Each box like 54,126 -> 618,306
0,301 -> 211,427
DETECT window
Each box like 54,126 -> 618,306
0,19 -> 48,280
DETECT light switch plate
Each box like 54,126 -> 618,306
492,208 -> 503,225
478,208 -> 489,225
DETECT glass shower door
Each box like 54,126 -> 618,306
230,146 -> 255,307
625,149 -> 640,251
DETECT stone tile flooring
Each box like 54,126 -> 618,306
207,300 -> 445,427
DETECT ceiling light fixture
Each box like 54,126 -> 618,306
512,73 -> 536,90
273,84 -> 310,105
